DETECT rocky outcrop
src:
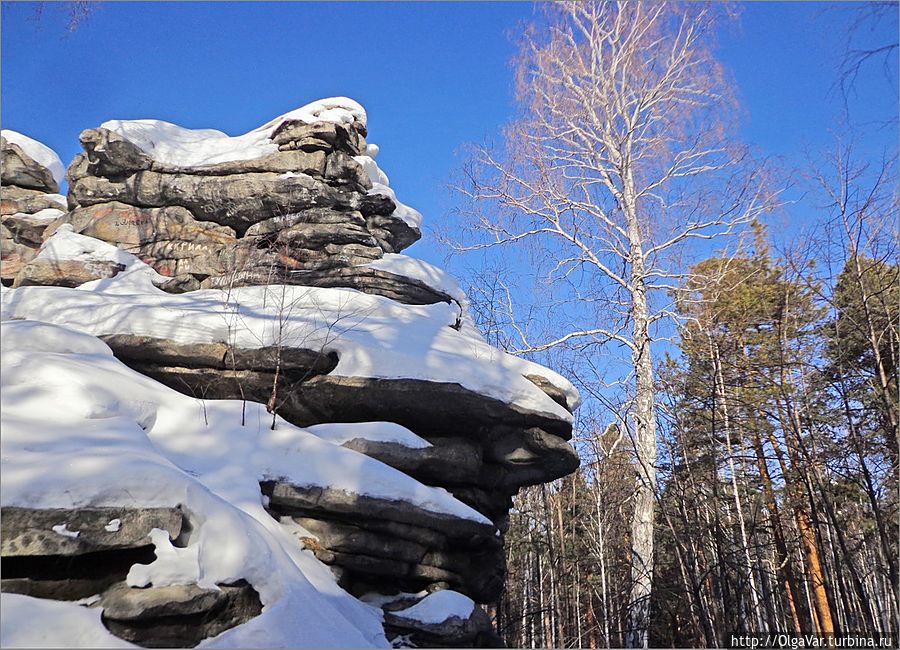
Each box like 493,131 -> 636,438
56,109 -> 429,302
85,332 -> 577,603
0,99 -> 580,648
265,482 -> 505,603
1,505 -> 260,647
104,333 -> 578,530
0,132 -> 67,284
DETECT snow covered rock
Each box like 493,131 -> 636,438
0,98 -> 580,648
59,98 -> 425,302
11,226 -> 129,288
100,581 -> 262,648
1,507 -> 184,558
263,482 -> 505,603
2,508 -> 183,602
1,131 -> 63,193
48,202 -> 238,279
381,590 -> 501,648
0,131 -> 67,284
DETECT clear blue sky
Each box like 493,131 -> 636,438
2,1 -> 897,268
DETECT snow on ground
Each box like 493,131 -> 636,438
101,97 -> 365,168
1,129 -> 66,185
0,250 -> 578,418
0,318 -> 508,648
0,594 -> 134,649
391,590 -> 475,624
306,422 -> 432,449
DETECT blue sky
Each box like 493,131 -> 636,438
2,1 -> 897,269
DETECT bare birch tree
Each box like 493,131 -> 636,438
451,2 -> 777,645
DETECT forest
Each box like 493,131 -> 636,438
446,3 -> 899,647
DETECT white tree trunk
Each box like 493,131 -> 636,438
625,211 -> 658,647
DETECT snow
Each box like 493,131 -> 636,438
0,319 -> 493,520
1,129 -> 66,185
127,528 -> 201,588
361,254 -> 487,342
0,260 -> 578,418
15,206 -> 66,221
0,594 -> 134,648
391,590 -> 475,625
365,254 -> 465,303
101,97 -> 366,168
306,422 -> 432,449
52,523 -> 80,538
354,154 -> 423,229
35,225 -> 138,266
105,518 -> 122,532
5,318 -> 516,646
271,97 -> 366,128
359,591 -> 427,609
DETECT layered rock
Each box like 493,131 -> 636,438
1,506 -> 183,601
56,102 -> 430,303
0,98 -> 581,648
1,506 -> 261,647
372,590 -> 502,647
0,131 -> 68,284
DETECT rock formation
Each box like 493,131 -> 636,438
0,99 -> 580,648
59,103 -> 434,303
0,130 -> 68,284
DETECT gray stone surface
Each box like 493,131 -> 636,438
1,136 -> 59,193
282,375 -> 573,440
0,237 -> 38,283
324,151 -> 371,191
340,436 -> 484,486
0,141 -> 67,287
47,201 -> 237,277
68,170 -> 387,234
383,597 -> 498,648
365,213 -> 421,254
12,258 -> 126,288
271,120 -> 365,155
101,581 -> 262,648
1,185 -> 65,216
0,506 -> 183,557
262,481 -> 496,541
2,212 -> 55,248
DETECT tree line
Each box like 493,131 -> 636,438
492,204 -> 897,647
447,2 -> 898,646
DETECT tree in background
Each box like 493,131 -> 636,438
452,2 -> 776,645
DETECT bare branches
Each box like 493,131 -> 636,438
446,4 -> 783,646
